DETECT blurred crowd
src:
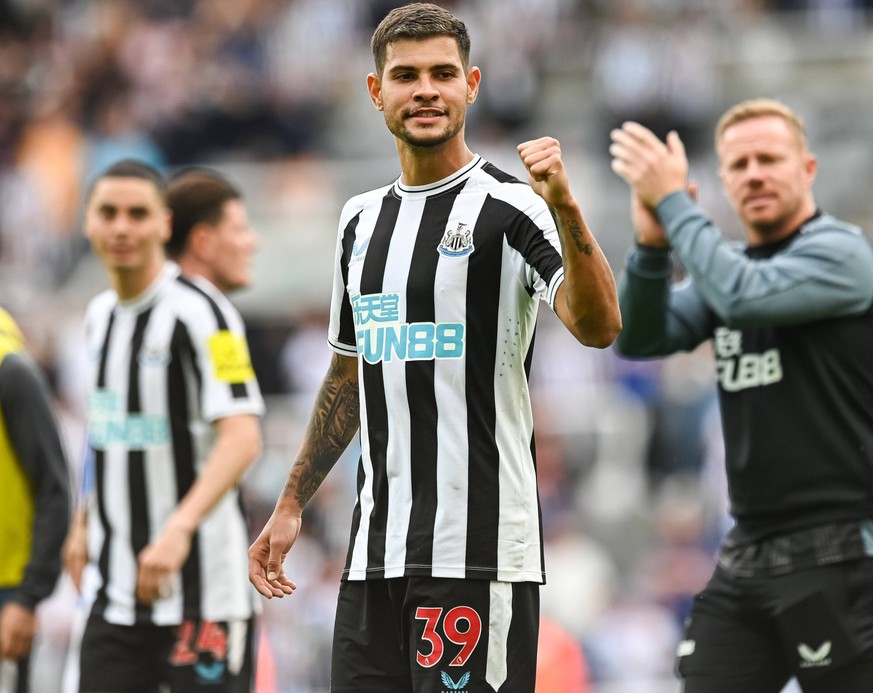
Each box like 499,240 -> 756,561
2,0 -> 873,691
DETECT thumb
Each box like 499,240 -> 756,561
666,130 -> 686,160
266,540 -> 286,581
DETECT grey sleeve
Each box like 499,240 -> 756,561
657,192 -> 873,327
0,355 -> 71,610
615,244 -> 712,358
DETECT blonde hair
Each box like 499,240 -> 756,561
715,98 -> 809,151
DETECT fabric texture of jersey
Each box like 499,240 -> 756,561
328,155 -> 565,583
616,192 -> 873,554
84,264 -> 265,626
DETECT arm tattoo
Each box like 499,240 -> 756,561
564,217 -> 593,255
551,209 -> 594,256
287,359 -> 360,508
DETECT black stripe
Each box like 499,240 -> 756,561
404,189 -> 460,570
480,161 -> 523,185
499,197 -> 563,290
176,275 -> 249,399
127,307 -> 153,623
358,191 -> 401,577
92,309 -> 115,617
464,196 -> 506,576
168,320 -> 202,617
337,211 -> 362,348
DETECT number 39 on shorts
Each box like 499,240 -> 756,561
415,606 -> 482,668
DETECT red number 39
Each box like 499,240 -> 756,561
415,606 -> 482,668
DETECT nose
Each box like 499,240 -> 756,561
414,75 -> 439,100
744,159 -> 765,183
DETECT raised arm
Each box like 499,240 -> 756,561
248,352 -> 360,599
517,137 -> 621,348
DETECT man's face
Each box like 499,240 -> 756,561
201,198 -> 257,293
85,176 -> 170,276
368,36 -> 479,149
718,115 -> 817,243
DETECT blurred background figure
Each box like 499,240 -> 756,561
0,306 -> 70,693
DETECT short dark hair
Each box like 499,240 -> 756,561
88,159 -> 167,202
165,168 -> 242,258
371,2 -> 471,76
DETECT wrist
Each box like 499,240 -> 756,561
164,514 -> 198,537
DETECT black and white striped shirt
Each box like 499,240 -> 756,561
85,263 -> 264,625
328,156 -> 565,583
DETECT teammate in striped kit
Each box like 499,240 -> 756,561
69,160 -> 264,693
248,4 -> 621,692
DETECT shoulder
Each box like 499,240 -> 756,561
801,213 -> 867,241
795,214 -> 873,258
0,351 -> 49,404
166,275 -> 245,331
339,183 -> 394,226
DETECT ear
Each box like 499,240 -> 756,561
189,222 -> 214,260
367,73 -> 383,111
804,153 -> 818,187
160,210 -> 172,244
466,66 -> 481,105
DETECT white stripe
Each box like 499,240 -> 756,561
486,581 -> 512,690
495,240 -> 542,582
430,195 -> 482,577
381,199 -> 422,576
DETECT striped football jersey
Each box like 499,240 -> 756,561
84,263 -> 264,625
329,155 -> 566,583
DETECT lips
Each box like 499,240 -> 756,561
407,108 -> 444,120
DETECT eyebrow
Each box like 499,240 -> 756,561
388,62 -> 461,74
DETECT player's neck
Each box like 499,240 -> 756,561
111,259 -> 165,302
397,139 -> 474,187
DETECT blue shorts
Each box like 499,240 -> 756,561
331,577 -> 539,693
78,614 -> 254,693
678,558 -> 873,693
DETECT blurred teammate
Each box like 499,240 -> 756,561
248,4 -> 620,692
611,99 -> 873,691
0,307 -> 70,693
67,160 -> 264,693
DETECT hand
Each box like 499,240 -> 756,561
609,122 -> 688,207
630,191 -> 669,248
63,511 -> 89,593
136,522 -> 193,604
0,602 -> 36,660
517,136 -> 575,210
248,509 -> 301,599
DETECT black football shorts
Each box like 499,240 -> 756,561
678,558 -> 873,693
331,576 -> 539,693
79,613 -> 254,693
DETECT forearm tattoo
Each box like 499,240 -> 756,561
551,209 -> 594,256
563,217 -> 594,255
286,360 -> 360,507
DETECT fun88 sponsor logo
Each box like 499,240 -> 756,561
352,292 -> 465,364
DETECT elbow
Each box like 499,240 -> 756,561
577,315 -> 622,349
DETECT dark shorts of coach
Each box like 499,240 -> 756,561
677,558 -> 873,693
331,576 -> 540,693
78,613 -> 254,693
